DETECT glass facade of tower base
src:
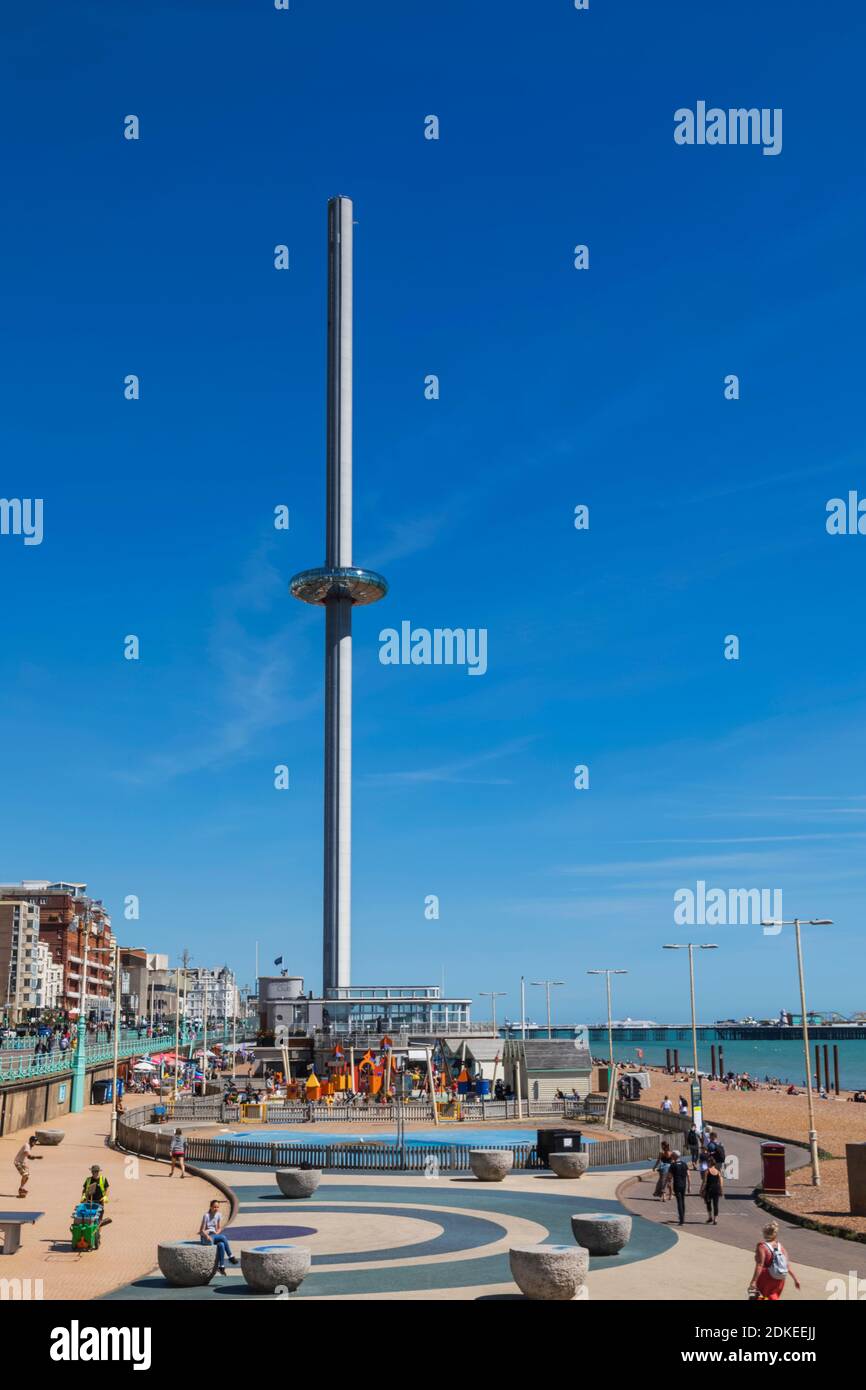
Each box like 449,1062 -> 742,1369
320,984 -> 470,1035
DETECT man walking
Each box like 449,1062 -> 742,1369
669,1149 -> 691,1226
685,1124 -> 700,1169
13,1135 -> 42,1198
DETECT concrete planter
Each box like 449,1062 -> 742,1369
509,1244 -> 589,1300
570,1212 -> 632,1255
275,1168 -> 322,1199
548,1152 -> 588,1179
157,1240 -> 220,1286
241,1243 -> 311,1293
34,1129 -> 65,1146
469,1150 -> 514,1182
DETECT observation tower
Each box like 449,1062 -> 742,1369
290,196 -> 387,995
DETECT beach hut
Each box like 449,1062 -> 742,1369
305,1070 -> 321,1101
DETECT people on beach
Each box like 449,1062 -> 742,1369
169,1128 -> 187,1178
13,1134 -> 42,1198
199,1200 -> 238,1275
703,1157 -> 723,1224
669,1149 -> 691,1225
660,1095 -> 673,1113
749,1221 -> 801,1300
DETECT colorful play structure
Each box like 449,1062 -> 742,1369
229,1038 -> 479,1120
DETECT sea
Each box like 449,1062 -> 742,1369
587,1035 -> 866,1090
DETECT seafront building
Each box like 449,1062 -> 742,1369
35,938 -> 63,1012
182,965 -> 238,1028
0,880 -> 116,1020
259,973 -> 471,1041
0,897 -> 40,1023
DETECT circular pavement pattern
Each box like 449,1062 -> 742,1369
107,1178 -> 677,1301
223,1225 -> 317,1241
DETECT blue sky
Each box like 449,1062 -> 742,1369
2,1 -> 865,1024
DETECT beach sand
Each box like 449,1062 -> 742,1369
626,1068 -> 866,1155
768,1157 -> 866,1239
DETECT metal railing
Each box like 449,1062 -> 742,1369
116,1104 -> 663,1172
614,1099 -> 691,1135
0,1022 -> 257,1086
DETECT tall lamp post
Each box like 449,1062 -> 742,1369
109,944 -> 121,1144
587,969 -> 627,1128
761,917 -> 831,1187
662,944 -> 718,1121
479,991 -> 507,1036
71,935 -> 115,1115
530,980 -> 564,1040
173,961 -> 188,1101
201,974 -> 209,1098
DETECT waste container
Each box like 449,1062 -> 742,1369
760,1141 -> 787,1195
537,1128 -> 582,1166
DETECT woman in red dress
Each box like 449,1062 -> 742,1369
749,1221 -> 801,1300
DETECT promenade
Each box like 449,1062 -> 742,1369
3,1092 -> 862,1302
106,1160 -> 853,1302
618,1124 -> 866,1278
0,1097 -> 217,1300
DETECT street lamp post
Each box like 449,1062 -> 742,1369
201,975 -> 208,1097
479,991 -> 506,1036
761,917 -> 831,1186
173,963 -> 184,1100
109,945 -> 121,1145
587,969 -> 627,1127
662,944 -> 718,1115
530,980 -> 565,1039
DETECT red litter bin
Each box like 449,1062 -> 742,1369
761,1141 -> 787,1195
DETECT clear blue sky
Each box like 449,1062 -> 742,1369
2,1 -> 865,1025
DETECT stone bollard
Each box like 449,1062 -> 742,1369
157,1240 -> 220,1287
548,1152 -> 588,1179
276,1169 -> 322,1198
569,1212 -> 632,1256
509,1244 -> 589,1300
241,1243 -> 311,1293
34,1129 -> 65,1146
469,1150 -> 514,1182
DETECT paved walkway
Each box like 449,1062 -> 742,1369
0,1098 -> 219,1300
618,1124 -> 866,1280
106,1159 -> 854,1302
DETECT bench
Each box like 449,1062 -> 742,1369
0,1211 -> 44,1256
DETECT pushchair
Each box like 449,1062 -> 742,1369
71,1201 -> 103,1251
